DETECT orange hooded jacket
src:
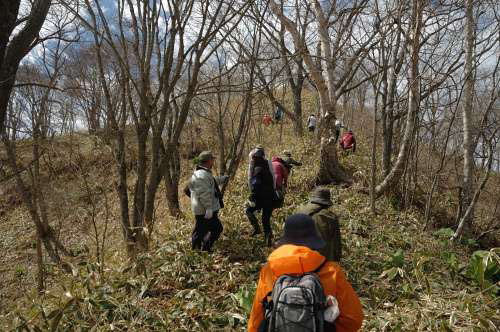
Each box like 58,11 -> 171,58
248,245 -> 363,332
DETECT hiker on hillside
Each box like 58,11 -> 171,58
273,105 -> 283,122
340,129 -> 356,153
296,187 -> 342,262
246,146 -> 276,246
335,119 -> 345,142
281,150 -> 302,173
263,114 -> 272,127
248,214 -> 363,332
248,145 -> 275,187
271,155 -> 288,208
307,114 -> 317,132
186,151 -> 227,252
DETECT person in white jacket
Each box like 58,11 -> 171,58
188,151 -> 227,251
335,119 -> 345,142
307,114 -> 317,132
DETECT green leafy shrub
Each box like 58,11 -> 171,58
389,249 -> 405,268
433,228 -> 454,239
466,249 -> 500,294
380,249 -> 406,281
232,284 -> 256,315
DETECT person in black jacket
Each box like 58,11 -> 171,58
246,148 -> 275,247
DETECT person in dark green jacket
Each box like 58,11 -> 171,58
281,150 -> 302,173
295,187 -> 342,262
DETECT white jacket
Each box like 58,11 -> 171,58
189,167 -> 222,216
307,116 -> 317,128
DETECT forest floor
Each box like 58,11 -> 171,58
0,124 -> 498,331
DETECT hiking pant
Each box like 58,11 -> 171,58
308,126 -> 315,132
192,211 -> 223,251
245,205 -> 273,235
335,129 -> 340,142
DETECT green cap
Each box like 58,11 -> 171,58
198,151 -> 214,163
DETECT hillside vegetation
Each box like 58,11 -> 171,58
1,119 -> 498,331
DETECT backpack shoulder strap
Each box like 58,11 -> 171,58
313,258 -> 327,274
308,205 -> 325,217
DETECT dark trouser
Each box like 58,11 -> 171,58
245,205 -> 273,235
335,129 -> 340,142
308,126 -> 315,132
192,211 -> 223,251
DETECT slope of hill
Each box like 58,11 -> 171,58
0,123 -> 498,331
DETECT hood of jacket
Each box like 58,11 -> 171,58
267,245 -> 325,277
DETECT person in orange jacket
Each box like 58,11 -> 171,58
248,214 -> 363,332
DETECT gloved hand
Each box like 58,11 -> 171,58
204,209 -> 213,219
244,200 -> 256,208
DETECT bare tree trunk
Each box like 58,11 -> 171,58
291,88 -> 304,136
36,233 -> 44,293
316,138 -> 351,185
424,101 -> 459,229
371,79 -> 381,214
131,123 -> 149,251
460,0 -> 476,231
452,134 -> 496,241
164,146 -> 182,218
0,0 -> 51,133
1,136 -> 66,264
374,0 -> 423,197
222,94 -> 252,194
217,111 -> 226,175
382,26 -> 404,177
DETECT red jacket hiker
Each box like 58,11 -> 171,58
271,157 -> 288,190
340,130 -> 356,153
263,114 -> 272,127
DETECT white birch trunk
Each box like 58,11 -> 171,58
460,0 -> 476,230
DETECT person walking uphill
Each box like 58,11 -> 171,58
340,129 -> 356,153
246,146 -> 276,247
296,187 -> 342,262
187,151 -> 226,252
248,214 -> 363,332
307,114 -> 317,132
271,155 -> 288,208
281,150 -> 302,173
335,119 -> 345,143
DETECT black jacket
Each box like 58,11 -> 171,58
249,157 -> 275,207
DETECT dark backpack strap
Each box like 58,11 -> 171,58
308,205 -> 325,217
314,258 -> 327,273
214,180 -> 224,208
258,290 -> 273,332
261,290 -> 273,310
